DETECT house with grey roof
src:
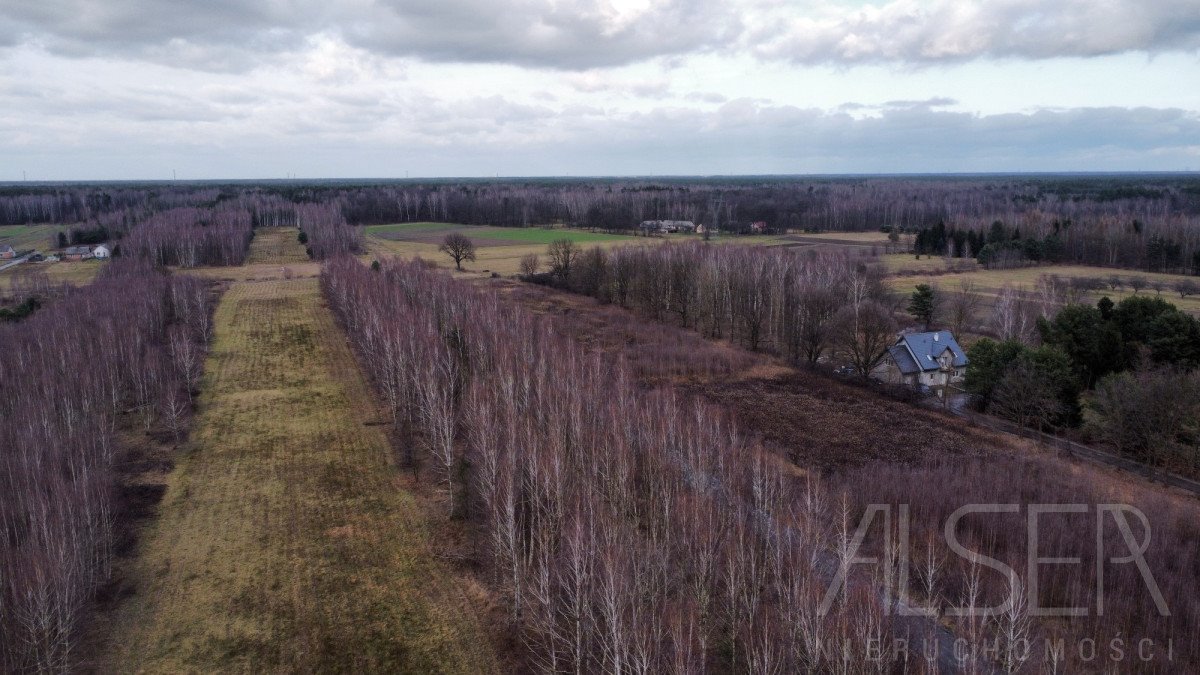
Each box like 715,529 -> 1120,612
63,246 -> 93,261
881,330 -> 968,389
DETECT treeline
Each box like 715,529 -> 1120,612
532,241 -> 896,374
910,218 -> 1200,275
0,260 -> 213,671
322,256 -> 908,672
5,176 -> 1200,245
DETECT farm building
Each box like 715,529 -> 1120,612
881,330 -> 968,389
639,220 -> 697,234
0,244 -> 14,259
63,246 -> 93,261
93,244 -> 112,259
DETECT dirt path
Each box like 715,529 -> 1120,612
92,236 -> 495,672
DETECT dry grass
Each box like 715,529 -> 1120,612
0,259 -> 105,293
367,228 -> 790,278
881,252 -> 978,273
368,235 -> 650,277
789,231 -> 891,244
91,234 -> 495,673
888,263 -> 1200,314
181,261 -> 322,282
246,226 -> 312,265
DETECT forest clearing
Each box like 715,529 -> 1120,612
85,232 -> 497,673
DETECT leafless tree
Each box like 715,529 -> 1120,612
438,233 -> 477,271
946,279 -> 983,336
834,300 -> 897,376
519,252 -> 540,276
547,239 -> 580,281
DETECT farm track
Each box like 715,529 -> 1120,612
91,235 -> 495,673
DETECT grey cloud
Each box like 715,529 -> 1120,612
884,97 -> 958,109
2,0 -> 1198,71
0,0 -> 740,71
5,96 -> 1199,178
752,0 -> 1200,65
344,0 -> 741,69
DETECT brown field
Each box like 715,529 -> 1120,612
90,233 -> 495,672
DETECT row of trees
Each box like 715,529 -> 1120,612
535,241 -> 902,374
0,260 -> 212,672
322,256 -> 918,673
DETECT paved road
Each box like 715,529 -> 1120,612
0,255 -> 28,272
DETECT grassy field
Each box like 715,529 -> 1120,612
365,223 -> 636,276
366,223 -> 791,276
246,226 -> 313,264
0,259 -> 105,295
93,236 -> 495,672
180,227 -> 321,282
888,263 -> 1200,314
0,223 -> 63,250
365,221 -> 637,245
881,252 -> 978,273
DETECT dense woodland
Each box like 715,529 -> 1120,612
323,256 -> 919,672
2,175 -> 1199,272
325,254 -> 1200,673
0,261 -> 212,671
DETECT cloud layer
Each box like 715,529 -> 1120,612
2,0 -> 1198,70
1,1 -> 1197,177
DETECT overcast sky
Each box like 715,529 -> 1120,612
2,0 -> 1199,179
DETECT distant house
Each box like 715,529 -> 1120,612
92,244 -> 112,259
881,330 -> 968,389
749,221 -> 768,234
63,246 -> 93,261
639,220 -> 697,234
0,244 -> 14,259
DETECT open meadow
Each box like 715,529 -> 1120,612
0,259 -> 105,296
365,222 -> 791,276
0,223 -> 62,250
887,262 -> 1200,315
89,230 -> 496,673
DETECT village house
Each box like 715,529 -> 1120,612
63,245 -> 93,261
0,244 -> 14,259
881,330 -> 968,389
92,244 -> 112,259
749,221 -> 768,234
